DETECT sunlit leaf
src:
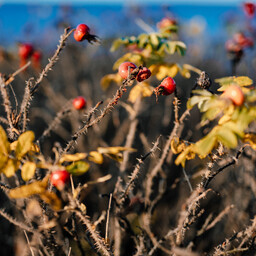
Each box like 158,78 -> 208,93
66,161 -> 90,176
243,133 -> 256,150
128,82 -> 153,103
149,33 -> 160,49
194,133 -> 217,158
216,127 -> 238,149
175,145 -> 196,167
110,38 -> 124,52
100,73 -> 123,90
16,131 -> 35,160
88,151 -> 104,164
9,176 -> 49,198
21,161 -> 36,181
39,191 -> 62,211
59,153 -> 87,164
170,137 -> 186,154
98,146 -> 137,163
2,159 -> 17,177
0,126 -> 9,170
233,76 -> 253,87
138,34 -> 149,48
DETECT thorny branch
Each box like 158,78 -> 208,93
62,66 -> 142,154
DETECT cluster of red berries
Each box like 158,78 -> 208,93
73,24 -> 99,44
225,32 -> 254,61
18,43 -> 42,69
118,62 -> 151,82
243,1 -> 256,17
118,62 -> 176,101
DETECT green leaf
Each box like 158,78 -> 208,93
195,133 -> 217,157
166,41 -> 176,54
66,161 -> 90,176
216,127 -> 238,148
150,33 -> 160,49
110,38 -> 124,52
16,131 -> 35,160
138,34 -> 149,48
21,161 -> 36,181
202,108 -> 222,122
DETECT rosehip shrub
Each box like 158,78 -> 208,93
221,85 -> 244,106
73,96 -> 87,110
18,43 -> 34,60
118,62 -> 137,79
74,24 -> 90,42
50,170 -> 70,190
136,67 -> 151,82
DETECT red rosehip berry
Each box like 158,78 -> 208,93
74,24 -> 91,42
118,62 -> 137,79
153,77 -> 176,102
18,43 -> 34,60
243,2 -> 255,17
136,67 -> 151,82
225,39 -> 242,53
221,85 -> 244,106
32,50 -> 42,62
73,96 -> 87,110
159,77 -> 176,95
32,50 -> 42,70
50,170 -> 70,190
157,17 -> 177,30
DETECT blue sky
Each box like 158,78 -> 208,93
0,0 -> 246,5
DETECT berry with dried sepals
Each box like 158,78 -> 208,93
136,67 -> 151,82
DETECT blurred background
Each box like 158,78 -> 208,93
0,0 -> 256,75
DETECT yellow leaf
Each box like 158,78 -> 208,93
128,82 -> 153,103
194,133 -> 217,158
21,162 -> 36,181
97,146 -> 137,163
179,67 -> 191,79
16,131 -> 35,160
11,141 -> 39,153
170,137 -> 186,154
10,141 -> 17,151
2,159 -> 17,177
9,176 -> 49,198
100,73 -> 123,90
59,153 -> 87,164
244,133 -> 256,150
98,146 -> 137,155
152,64 -> 179,80
218,114 -> 231,125
233,76 -> 253,87
0,126 -> 9,170
88,151 -> 104,164
39,191 -> 62,211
